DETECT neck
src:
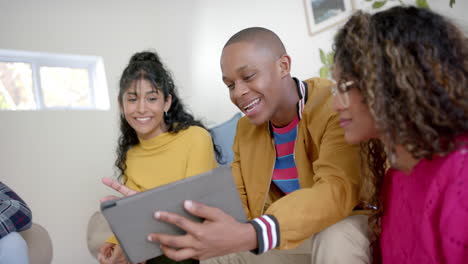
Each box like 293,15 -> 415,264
138,122 -> 169,141
392,145 -> 421,174
270,77 -> 300,127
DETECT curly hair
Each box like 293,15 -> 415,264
116,51 -> 223,182
333,6 -> 468,258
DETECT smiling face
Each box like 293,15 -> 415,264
331,69 -> 379,144
221,42 -> 286,126
120,79 -> 172,140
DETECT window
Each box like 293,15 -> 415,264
0,49 -> 109,110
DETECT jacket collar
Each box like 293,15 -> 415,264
267,77 -> 308,136
293,77 -> 308,121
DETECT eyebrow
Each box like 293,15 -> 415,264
125,90 -> 158,96
222,65 -> 251,83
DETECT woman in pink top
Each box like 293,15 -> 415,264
331,6 -> 468,263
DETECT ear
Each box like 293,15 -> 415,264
278,54 -> 291,78
164,94 -> 172,112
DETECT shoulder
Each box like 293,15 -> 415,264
446,144 -> 468,180
235,116 -> 268,138
412,145 -> 468,198
304,77 -> 333,97
178,126 -> 214,149
0,182 -> 11,199
0,182 -> 7,192
303,77 -> 334,113
304,77 -> 333,91
427,143 -> 468,177
237,116 -> 252,130
301,77 -> 338,130
435,145 -> 468,261
0,182 -> 14,197
182,125 -> 212,140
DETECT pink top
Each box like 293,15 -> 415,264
381,138 -> 468,263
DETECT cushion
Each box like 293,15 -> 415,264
20,223 -> 53,264
86,211 -> 113,259
209,113 -> 242,165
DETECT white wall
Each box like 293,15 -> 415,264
0,0 -> 467,263
187,0 -> 338,125
0,1 -> 200,263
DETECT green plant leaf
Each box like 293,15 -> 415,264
327,52 -> 335,66
319,49 -> 327,64
372,0 -> 387,9
319,66 -> 330,79
0,94 -> 10,109
365,0 -> 373,2
450,0 -> 455,7
416,0 -> 430,8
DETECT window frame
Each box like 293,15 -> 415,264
0,49 -> 109,110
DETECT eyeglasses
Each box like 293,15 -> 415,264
330,80 -> 354,108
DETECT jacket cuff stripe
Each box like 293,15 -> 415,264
263,215 -> 278,249
258,217 -> 273,250
252,218 -> 268,253
249,215 -> 279,254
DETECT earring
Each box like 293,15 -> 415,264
163,111 -> 168,119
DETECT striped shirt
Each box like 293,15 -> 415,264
0,182 -> 32,238
249,77 -> 307,254
272,116 -> 300,194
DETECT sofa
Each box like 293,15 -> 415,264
20,223 -> 53,264
209,112 -> 242,165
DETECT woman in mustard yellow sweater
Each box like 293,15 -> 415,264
98,51 -> 219,264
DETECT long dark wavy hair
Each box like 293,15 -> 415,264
116,51 -> 223,182
333,6 -> 468,260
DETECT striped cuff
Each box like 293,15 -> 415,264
248,214 -> 280,254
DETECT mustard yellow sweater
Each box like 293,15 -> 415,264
107,125 -> 217,244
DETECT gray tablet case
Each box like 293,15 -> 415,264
100,166 -> 247,264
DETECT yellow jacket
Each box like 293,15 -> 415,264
231,77 -> 362,250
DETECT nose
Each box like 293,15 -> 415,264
231,81 -> 249,101
137,98 -> 146,113
332,94 -> 346,112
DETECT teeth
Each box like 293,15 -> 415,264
244,99 -> 260,112
136,117 -> 150,121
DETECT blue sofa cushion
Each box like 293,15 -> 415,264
209,113 -> 242,165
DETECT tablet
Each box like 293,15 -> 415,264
100,166 -> 247,264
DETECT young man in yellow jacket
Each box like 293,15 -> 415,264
106,27 -> 370,263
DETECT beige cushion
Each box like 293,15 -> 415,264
20,223 -> 53,264
87,211 -> 113,259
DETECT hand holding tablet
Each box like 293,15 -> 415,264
100,166 -> 248,263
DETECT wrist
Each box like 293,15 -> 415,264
239,222 -> 258,252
